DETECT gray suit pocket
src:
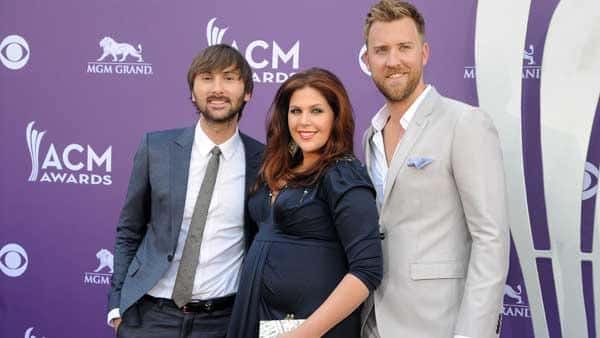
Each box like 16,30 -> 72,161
410,261 -> 466,280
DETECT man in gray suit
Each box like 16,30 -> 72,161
360,1 -> 509,337
107,44 -> 264,337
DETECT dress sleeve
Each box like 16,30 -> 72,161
321,158 -> 383,291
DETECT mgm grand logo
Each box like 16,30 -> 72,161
86,36 -> 153,76
503,283 -> 531,318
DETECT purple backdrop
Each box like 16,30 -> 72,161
1,1 -> 597,337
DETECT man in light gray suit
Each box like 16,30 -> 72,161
360,1 -> 509,338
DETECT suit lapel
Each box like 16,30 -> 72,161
240,133 -> 263,250
240,133 -> 262,194
170,126 -> 195,247
362,126 -> 376,177
382,88 -> 441,208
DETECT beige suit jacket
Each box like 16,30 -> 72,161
361,87 -> 509,338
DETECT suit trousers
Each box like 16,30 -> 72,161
117,296 -> 232,338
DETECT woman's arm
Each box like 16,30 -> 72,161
281,274 -> 370,337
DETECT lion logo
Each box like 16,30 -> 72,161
97,37 -> 143,63
94,248 -> 114,273
523,44 -> 535,66
504,284 -> 524,304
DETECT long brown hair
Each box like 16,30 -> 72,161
258,68 -> 355,191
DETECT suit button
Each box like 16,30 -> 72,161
379,232 -> 386,240
167,254 -> 173,262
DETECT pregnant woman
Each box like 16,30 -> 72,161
227,68 -> 383,338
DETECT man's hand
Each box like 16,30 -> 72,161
111,318 -> 122,332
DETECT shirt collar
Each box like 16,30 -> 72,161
371,85 -> 432,131
194,121 -> 242,161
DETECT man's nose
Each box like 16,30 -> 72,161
385,49 -> 402,68
211,77 -> 225,94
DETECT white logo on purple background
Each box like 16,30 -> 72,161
504,283 -> 524,304
523,44 -> 536,65
87,36 -> 153,76
464,43 -> 540,80
205,17 -> 300,84
0,35 -> 30,70
94,248 -> 114,273
26,121 -> 46,182
503,283 -> 531,318
24,327 -> 46,338
96,36 -> 144,63
206,17 -> 232,47
0,243 -> 28,277
582,161 -> 598,200
358,44 -> 371,76
84,248 -> 113,285
25,121 -> 113,186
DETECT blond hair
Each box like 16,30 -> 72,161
364,0 -> 425,44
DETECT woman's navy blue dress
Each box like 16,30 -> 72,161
227,159 -> 383,338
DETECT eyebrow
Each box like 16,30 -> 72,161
373,41 -> 414,48
289,103 -> 324,109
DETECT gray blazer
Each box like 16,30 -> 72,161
361,87 -> 509,338
108,125 -> 264,321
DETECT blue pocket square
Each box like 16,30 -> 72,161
407,157 -> 433,169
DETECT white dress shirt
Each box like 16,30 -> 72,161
369,86 -> 472,338
108,123 -> 246,325
369,85 -> 431,210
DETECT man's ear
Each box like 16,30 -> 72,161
421,42 -> 430,66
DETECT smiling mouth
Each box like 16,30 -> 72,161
386,72 -> 407,79
298,131 -> 317,140
207,97 -> 231,109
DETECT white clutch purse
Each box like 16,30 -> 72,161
259,314 -> 305,338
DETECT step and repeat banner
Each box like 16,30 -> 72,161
1,1 -> 599,337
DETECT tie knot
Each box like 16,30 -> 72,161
211,146 -> 221,157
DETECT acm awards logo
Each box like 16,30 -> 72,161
26,121 -> 112,185
503,283 -> 531,318
86,36 -> 153,76
206,17 -> 300,84
0,34 -> 30,70
464,44 -> 541,80
0,243 -> 28,277
83,248 -> 113,285
24,327 -> 47,338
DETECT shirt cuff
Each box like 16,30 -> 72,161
107,308 -> 121,327
454,335 -> 472,338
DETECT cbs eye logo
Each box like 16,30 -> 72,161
583,161 -> 599,201
0,243 -> 29,277
0,35 -> 30,70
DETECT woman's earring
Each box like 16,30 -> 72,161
288,140 -> 299,157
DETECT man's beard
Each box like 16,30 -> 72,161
195,95 -> 242,123
373,67 -> 421,103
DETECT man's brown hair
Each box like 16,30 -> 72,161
187,44 -> 253,118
